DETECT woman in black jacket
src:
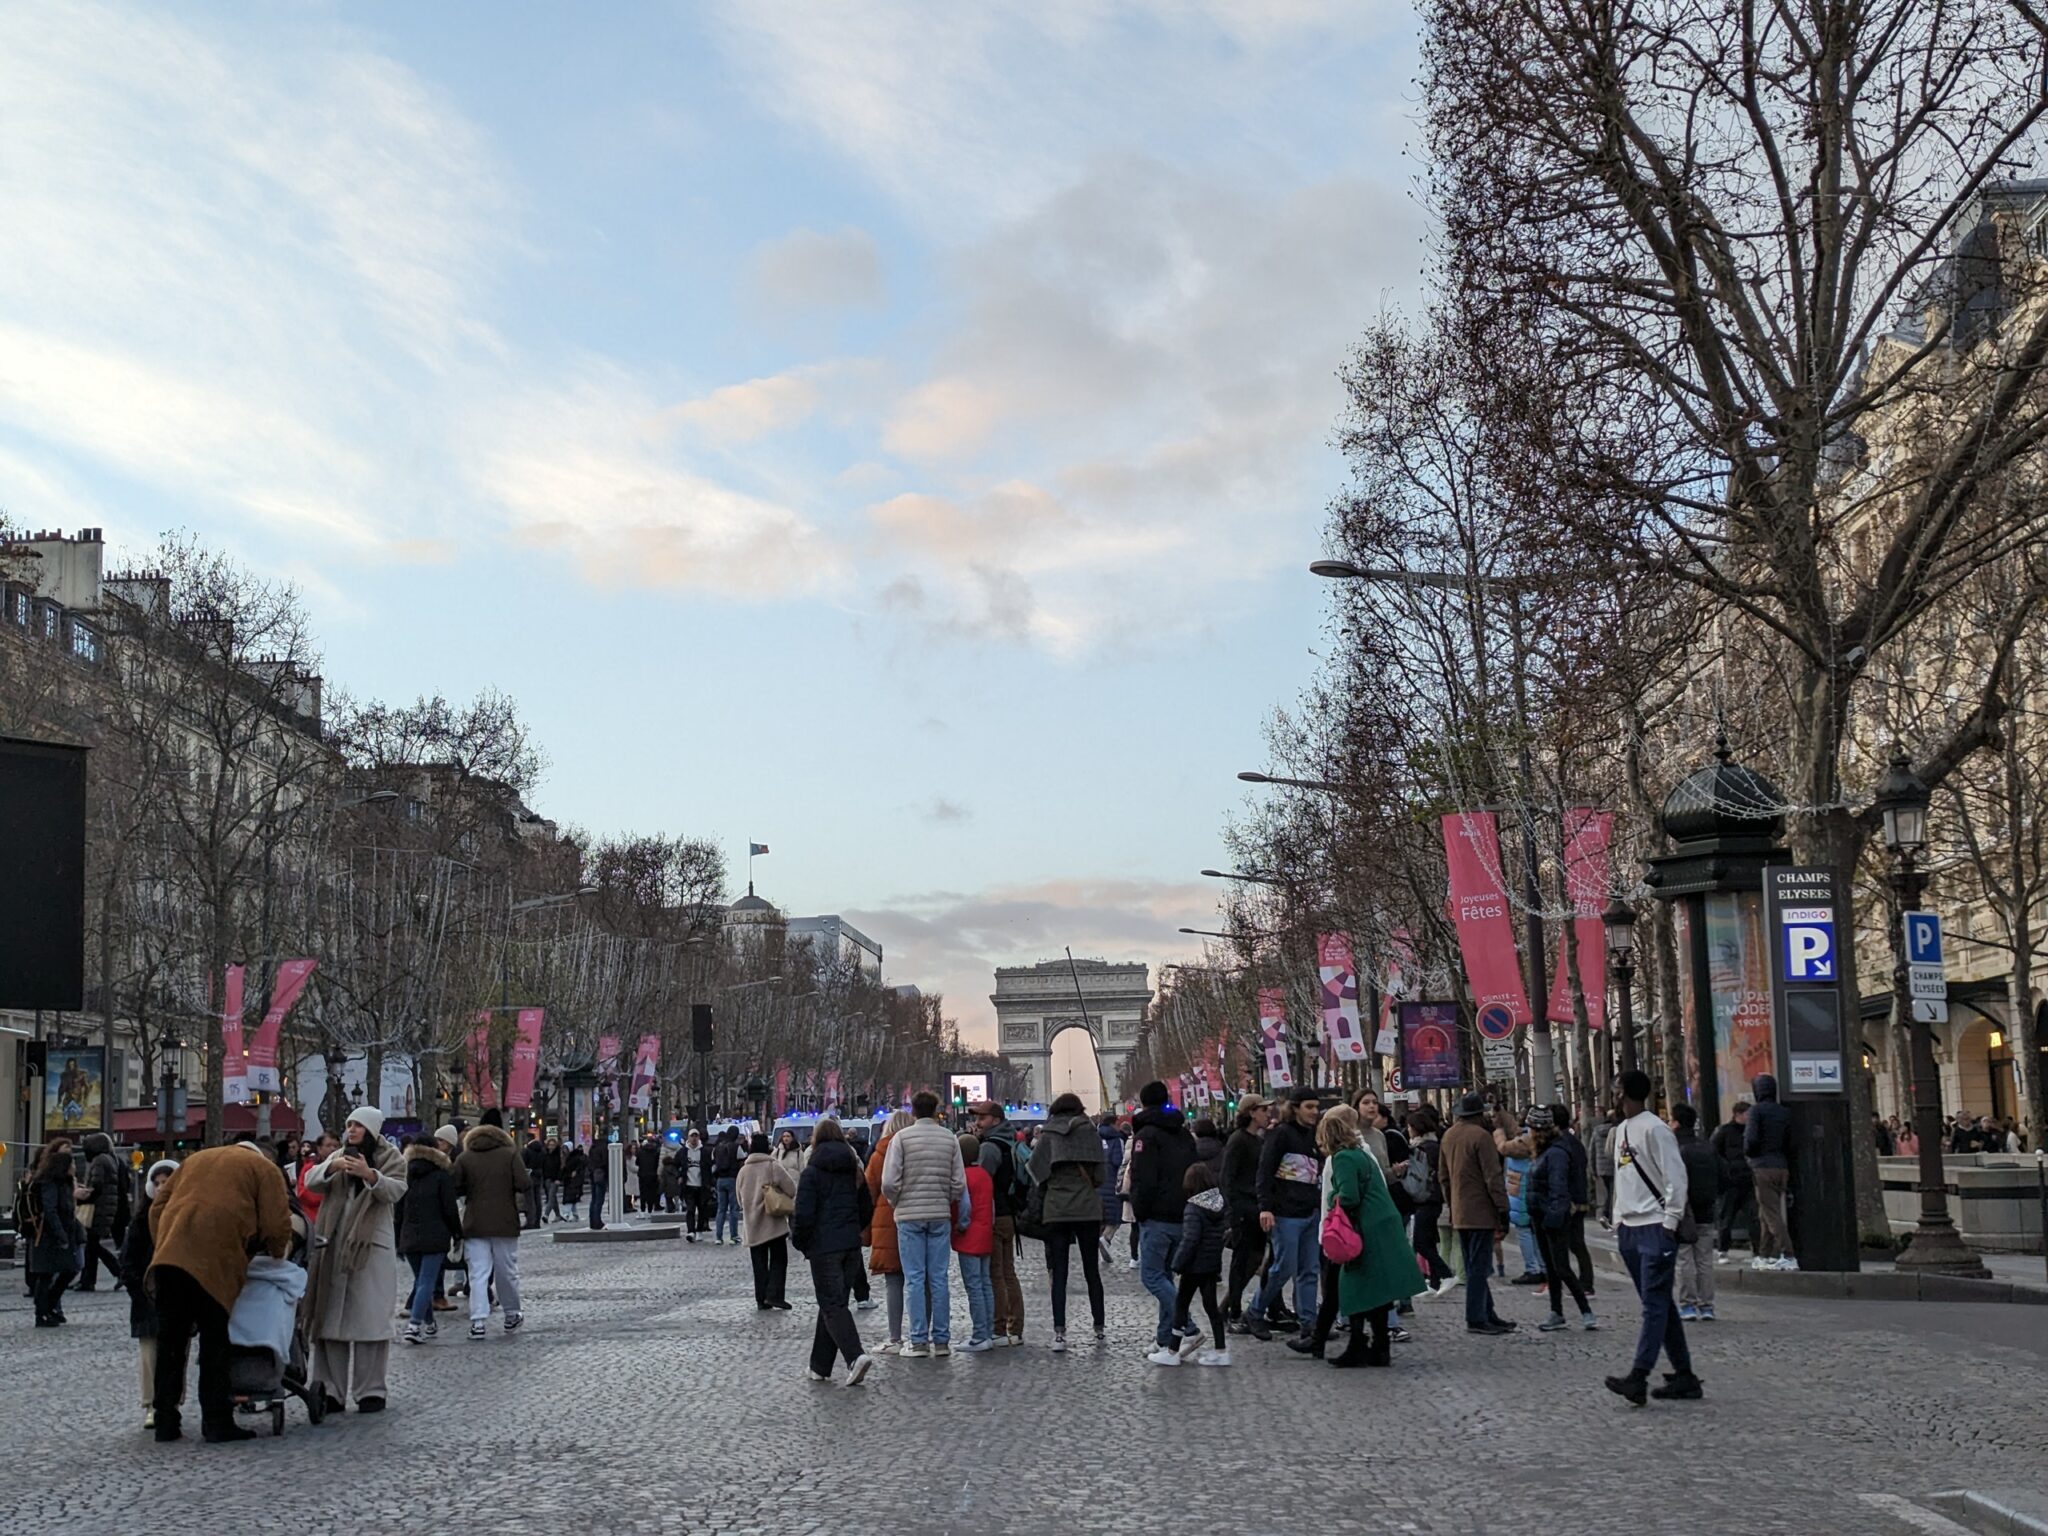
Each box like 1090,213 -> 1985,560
398,1137 -> 463,1344
122,1160 -> 179,1425
25,1137 -> 83,1327
560,1144 -> 589,1221
790,1119 -> 875,1385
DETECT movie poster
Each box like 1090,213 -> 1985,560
45,1046 -> 105,1134
1399,1002 -> 1464,1090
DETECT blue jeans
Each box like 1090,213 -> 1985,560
1618,1223 -> 1691,1377
1251,1215 -> 1318,1329
1138,1220 -> 1181,1348
897,1218 -> 953,1345
957,1252 -> 993,1344
715,1178 -> 740,1243
1459,1228 -> 1500,1327
406,1252 -> 444,1325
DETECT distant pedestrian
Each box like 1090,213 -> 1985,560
122,1159 -> 179,1427
659,1142 -> 682,1213
305,1106 -> 406,1413
295,1133 -> 339,1229
1606,1069 -> 1700,1406
560,1142 -> 588,1223
712,1128 -> 744,1244
1130,1079 -> 1200,1357
1441,1091 -> 1513,1336
737,1134 -> 797,1310
635,1137 -> 661,1215
681,1130 -> 709,1239
76,1131 -> 126,1292
397,1134 -> 462,1345
952,1133 -> 996,1351
864,1109 -> 914,1352
24,1136 -> 82,1326
454,1108 -> 533,1341
791,1118 -> 875,1385
880,1091 -> 965,1357
1525,1108 -> 1596,1333
1743,1074 -> 1795,1269
522,1130 -> 548,1229
773,1128 -> 808,1184
1710,1102 -> 1755,1259
1670,1103 -> 1720,1323
1030,1092 -> 1107,1350
542,1135 -> 565,1222
1097,1112 -> 1127,1264
1402,1106 -> 1455,1295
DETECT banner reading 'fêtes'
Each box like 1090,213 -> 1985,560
1443,811 -> 1530,1025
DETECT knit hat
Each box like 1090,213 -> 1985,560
146,1158 -> 180,1186
1526,1106 -> 1554,1131
345,1105 -> 385,1137
434,1124 -> 460,1148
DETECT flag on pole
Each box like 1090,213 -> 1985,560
1257,987 -> 1293,1088
749,842 -> 770,856
221,965 -> 248,1103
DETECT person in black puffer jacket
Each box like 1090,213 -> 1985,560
122,1159 -> 180,1427
1171,1163 -> 1229,1363
398,1137 -> 462,1343
78,1132 -> 126,1292
1220,1097 -> 1270,1324
1128,1081 -> 1197,1360
1742,1074 -> 1795,1265
791,1119 -> 876,1383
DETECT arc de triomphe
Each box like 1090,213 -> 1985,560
992,958 -> 1153,1106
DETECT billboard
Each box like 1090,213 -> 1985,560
44,1045 -> 105,1134
1399,1001 -> 1464,1090
947,1073 -> 990,1107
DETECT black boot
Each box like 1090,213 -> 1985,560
1604,1370 -> 1649,1406
1651,1372 -> 1704,1401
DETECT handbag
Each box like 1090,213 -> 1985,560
1320,1200 -> 1363,1264
762,1181 -> 795,1219
1620,1130 -> 1698,1245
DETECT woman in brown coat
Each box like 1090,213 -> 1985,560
864,1110 -> 913,1353
303,1107 -> 405,1413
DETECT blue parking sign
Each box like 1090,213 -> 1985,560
1903,911 -> 1942,966
1780,905 -> 1836,982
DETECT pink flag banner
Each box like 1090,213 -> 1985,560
1317,933 -> 1368,1062
1257,986 -> 1293,1088
1546,807 -> 1614,1031
630,1034 -> 658,1111
469,1011 -> 500,1109
506,1008 -> 545,1108
1443,812 -> 1531,1025
824,1069 -> 841,1108
221,964 -> 248,1102
247,958 -> 316,1093
772,1063 -> 790,1118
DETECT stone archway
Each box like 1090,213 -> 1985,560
991,959 -> 1154,1107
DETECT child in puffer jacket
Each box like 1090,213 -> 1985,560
1169,1163 -> 1230,1366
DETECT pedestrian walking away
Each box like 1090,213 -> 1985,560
304,1106 -> 407,1413
1711,1102 -> 1756,1261
1670,1104 -> 1720,1322
455,1108 -> 533,1341
1606,1070 -> 1702,1406
712,1127 -> 744,1244
791,1118 -> 876,1385
1743,1076 -> 1796,1269
1096,1112 -> 1127,1264
880,1091 -> 965,1355
1030,1092 -> 1107,1349
76,1130 -> 127,1292
737,1134 -> 798,1309
953,1133 -> 996,1350
23,1137 -> 83,1327
1129,1079 -> 1199,1357
397,1135 -> 463,1344
1441,1092 -> 1514,1336
521,1129 -> 548,1229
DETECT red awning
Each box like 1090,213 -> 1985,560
111,1102 -> 303,1140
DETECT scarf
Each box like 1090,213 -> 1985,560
308,1137 -> 402,1317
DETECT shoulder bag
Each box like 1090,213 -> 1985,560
1620,1130 -> 1697,1245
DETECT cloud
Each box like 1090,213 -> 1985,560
746,226 -> 885,312
846,875 -> 1220,1046
881,377 -> 1003,461
664,369 -> 827,445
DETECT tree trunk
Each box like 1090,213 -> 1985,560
205,899 -> 231,1148
1649,899 -> 1685,1104
2003,731 -> 2044,1143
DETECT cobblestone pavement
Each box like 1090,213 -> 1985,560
4,1228 -> 2044,1535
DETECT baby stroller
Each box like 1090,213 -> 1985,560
226,1202 -> 325,1433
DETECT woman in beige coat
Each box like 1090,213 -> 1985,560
735,1133 -> 797,1310
303,1106 -> 406,1412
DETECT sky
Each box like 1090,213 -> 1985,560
0,0 -> 1427,1049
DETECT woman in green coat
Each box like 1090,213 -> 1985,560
1320,1105 -> 1425,1368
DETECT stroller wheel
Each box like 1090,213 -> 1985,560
270,1403 -> 286,1437
306,1392 -> 327,1425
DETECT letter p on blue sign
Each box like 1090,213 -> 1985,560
1781,906 -> 1836,982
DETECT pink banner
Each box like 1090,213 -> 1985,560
630,1034 -> 658,1111
247,958 -> 316,1093
221,964 -> 248,1102
1317,933 -> 1367,1061
469,1011 -> 499,1109
1546,808 -> 1613,1030
823,1069 -> 841,1108
1443,812 -> 1531,1025
772,1063 -> 790,1117
1257,986 -> 1293,1088
506,1008 -> 545,1108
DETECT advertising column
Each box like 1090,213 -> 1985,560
1762,865 -> 1859,1272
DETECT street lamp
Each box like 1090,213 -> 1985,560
1876,750 -> 1988,1277
1200,868 -> 1291,887
1238,770 -> 1352,793
1601,891 -> 1638,1078
1178,926 -> 1273,941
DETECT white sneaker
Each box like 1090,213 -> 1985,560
1126,1259 -> 1140,1270
1050,1330 -> 1068,1353
1439,1274 -> 1462,1291
1749,1256 -> 1773,1271
846,1355 -> 874,1386
1145,1346 -> 1182,1367
1197,1349 -> 1232,1366
1775,1256 -> 1799,1271
855,1298 -> 879,1311
1177,1329 -> 1204,1360
957,1338 -> 994,1353
874,1339 -> 901,1355
805,1368 -> 832,1382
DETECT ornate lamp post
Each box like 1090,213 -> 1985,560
1876,751 -> 1990,1277
1601,891 -> 1638,1078
744,1074 -> 769,1129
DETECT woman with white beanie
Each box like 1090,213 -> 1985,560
304,1106 -> 405,1413
120,1158 -> 182,1429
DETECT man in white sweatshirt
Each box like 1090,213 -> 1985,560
1605,1069 -> 1701,1406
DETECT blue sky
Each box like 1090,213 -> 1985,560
0,0 -> 1426,1044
